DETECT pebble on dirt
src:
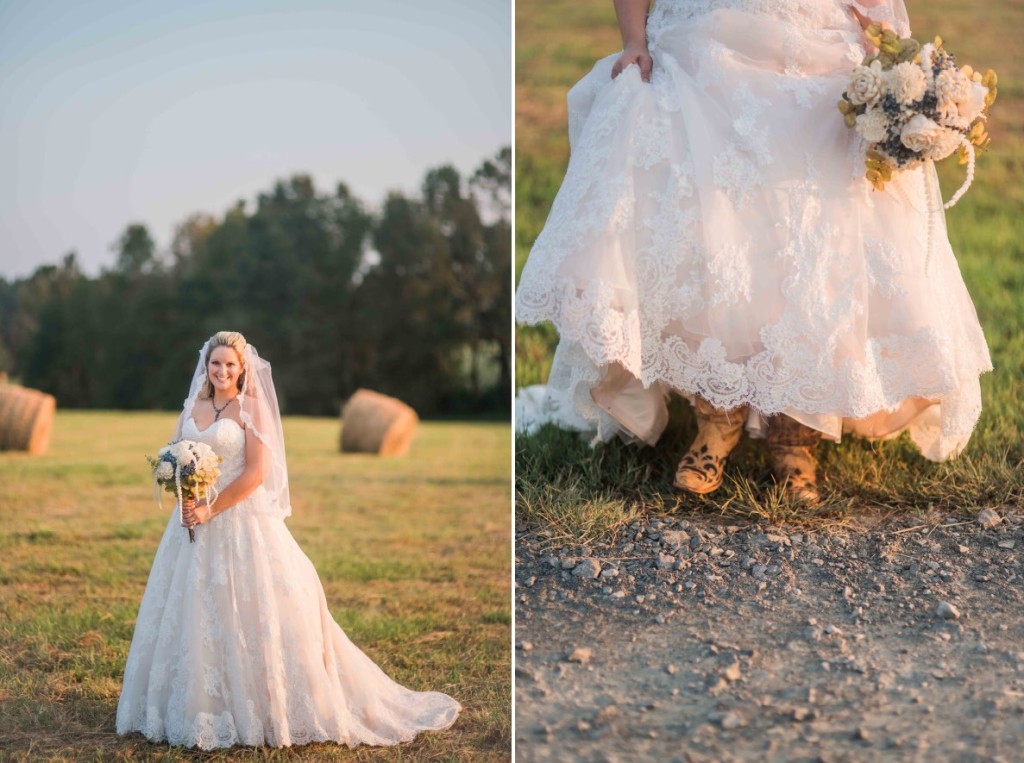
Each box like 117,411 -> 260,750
976,508 -> 1001,528
936,601 -> 962,620
567,647 -> 593,664
573,559 -> 601,579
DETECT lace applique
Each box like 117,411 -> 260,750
780,25 -> 829,108
713,144 -> 761,208
731,82 -> 772,162
864,239 -> 909,297
708,242 -> 753,305
632,114 -> 672,169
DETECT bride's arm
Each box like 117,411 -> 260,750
182,426 -> 265,525
611,0 -> 652,82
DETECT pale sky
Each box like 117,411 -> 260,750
0,0 -> 511,280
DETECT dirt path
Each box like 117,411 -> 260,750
515,510 -> 1024,762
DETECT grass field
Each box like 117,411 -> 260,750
0,411 -> 511,760
516,0 -> 1024,539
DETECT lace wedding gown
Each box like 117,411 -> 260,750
116,416 -> 461,749
515,0 -> 991,460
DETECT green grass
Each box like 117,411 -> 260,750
516,0 -> 1024,539
0,411 -> 510,761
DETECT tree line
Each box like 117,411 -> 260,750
0,148 -> 510,417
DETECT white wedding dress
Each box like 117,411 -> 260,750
116,416 -> 460,749
515,0 -> 992,460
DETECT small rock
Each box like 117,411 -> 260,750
936,601 -> 961,620
666,664 -> 678,675
751,564 -> 769,578
517,641 -> 534,652
561,557 -> 578,570
595,705 -> 620,725
957,545 -> 969,555
998,539 -> 1017,550
661,530 -> 690,548
719,711 -> 745,730
572,558 -> 601,578
792,707 -> 811,722
567,647 -> 592,664
656,553 -> 675,570
724,661 -> 742,682
855,726 -> 871,742
977,508 -> 1001,528
600,566 -> 619,578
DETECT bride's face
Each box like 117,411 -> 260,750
208,346 -> 243,396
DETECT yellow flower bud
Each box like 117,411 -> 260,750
837,100 -> 853,115
844,112 -> 857,128
984,86 -> 998,108
933,35 -> 943,48
983,69 -> 998,88
961,65 -> 974,79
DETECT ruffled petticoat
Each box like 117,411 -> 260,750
515,0 -> 991,460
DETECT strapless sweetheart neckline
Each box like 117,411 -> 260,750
187,415 -> 243,435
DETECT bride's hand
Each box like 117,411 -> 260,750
612,44 -> 653,83
181,498 -> 212,527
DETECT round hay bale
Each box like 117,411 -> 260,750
0,385 -> 56,454
340,389 -> 418,456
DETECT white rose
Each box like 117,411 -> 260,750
155,461 -> 174,480
847,60 -> 884,106
900,114 -> 944,153
855,106 -> 890,144
884,62 -> 927,106
922,127 -> 962,161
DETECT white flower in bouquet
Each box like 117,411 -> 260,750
934,68 -> 970,109
155,460 -> 174,480
957,80 -> 988,123
922,127 -> 963,161
847,60 -> 884,106
884,61 -> 927,106
855,106 -> 890,144
169,441 -> 194,466
900,114 -> 945,153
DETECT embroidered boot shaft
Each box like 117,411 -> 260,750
674,398 -> 748,495
766,415 -> 822,504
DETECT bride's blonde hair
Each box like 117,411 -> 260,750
198,331 -> 248,400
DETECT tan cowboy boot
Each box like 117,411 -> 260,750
766,415 -> 821,503
674,398 -> 748,495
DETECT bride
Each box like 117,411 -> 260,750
515,0 -> 992,502
116,331 -> 460,749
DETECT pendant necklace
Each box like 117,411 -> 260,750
212,396 -> 234,421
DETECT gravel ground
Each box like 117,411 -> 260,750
515,509 -> 1024,762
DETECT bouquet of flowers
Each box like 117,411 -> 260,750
147,440 -> 222,543
838,24 -> 997,208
